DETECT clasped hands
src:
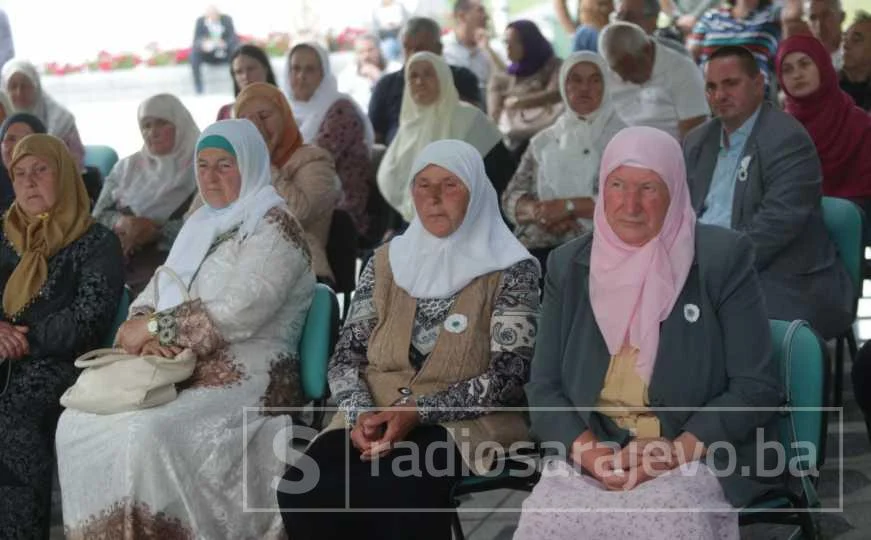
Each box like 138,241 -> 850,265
350,403 -> 421,461
113,216 -> 160,259
517,197 -> 581,236
572,431 -> 704,491
0,321 -> 29,360
115,318 -> 183,359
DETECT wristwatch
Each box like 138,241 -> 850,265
564,199 -> 576,216
147,315 -> 159,336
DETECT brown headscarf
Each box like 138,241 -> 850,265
3,134 -> 93,318
233,82 -> 302,168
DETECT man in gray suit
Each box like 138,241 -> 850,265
683,45 -> 852,339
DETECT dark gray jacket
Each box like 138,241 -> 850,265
526,225 -> 783,507
683,103 -> 853,339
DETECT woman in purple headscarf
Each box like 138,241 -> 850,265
488,19 -> 563,160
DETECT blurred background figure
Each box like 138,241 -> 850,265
373,0 -> 409,62
190,5 -> 239,94
0,8 -> 13,72
841,10 -> 871,110
444,0 -> 507,102
338,33 -> 401,111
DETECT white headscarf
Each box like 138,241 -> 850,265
1,59 -> 77,138
389,139 -> 536,299
156,119 -> 286,311
286,42 -> 375,148
377,52 -> 503,222
530,51 -> 626,229
108,94 -> 201,223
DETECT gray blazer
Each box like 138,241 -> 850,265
526,226 -> 783,507
683,103 -> 853,339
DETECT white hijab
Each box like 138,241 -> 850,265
287,42 -> 375,148
1,59 -> 77,138
377,52 -> 503,222
389,139 -> 536,299
109,94 -> 201,223
530,51 -> 625,228
156,119 -> 286,311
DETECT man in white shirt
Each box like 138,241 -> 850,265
599,21 -> 709,139
338,33 -> 402,112
442,0 -> 504,97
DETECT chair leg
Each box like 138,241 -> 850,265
847,328 -> 859,361
451,508 -> 465,540
835,337 -> 846,409
799,510 -> 818,539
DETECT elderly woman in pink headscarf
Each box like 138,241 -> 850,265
515,126 -> 783,539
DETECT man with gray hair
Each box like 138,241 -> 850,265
783,0 -> 846,68
368,16 -> 482,144
598,21 -> 708,139
614,0 -> 690,56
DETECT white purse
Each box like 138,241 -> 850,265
60,266 -> 197,415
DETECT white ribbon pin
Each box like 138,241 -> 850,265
444,314 -> 468,334
684,304 -> 700,323
738,156 -> 752,182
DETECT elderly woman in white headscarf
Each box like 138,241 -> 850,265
278,139 -> 541,540
56,119 -> 316,540
92,94 -> 201,294
502,51 -> 625,273
377,52 -> 516,225
287,42 -> 375,236
1,59 -> 85,169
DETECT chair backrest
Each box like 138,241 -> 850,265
299,283 -> 340,402
821,196 -> 864,304
770,319 -> 825,507
103,286 -> 131,348
326,209 -> 359,296
84,145 -> 120,179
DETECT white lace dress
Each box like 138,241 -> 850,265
56,207 -> 315,540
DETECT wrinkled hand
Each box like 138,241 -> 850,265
350,411 -> 383,455
359,405 -> 420,461
116,318 -> 152,355
359,62 -> 384,82
0,322 -> 28,360
534,199 -> 571,228
571,432 -> 619,484
676,15 -> 697,35
504,95 -> 520,110
514,197 -> 538,225
544,217 -> 581,236
140,339 -> 183,358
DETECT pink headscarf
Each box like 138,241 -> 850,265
590,126 -> 696,384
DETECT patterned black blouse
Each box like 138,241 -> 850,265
0,222 -> 124,540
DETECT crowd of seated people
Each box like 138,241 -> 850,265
0,3 -> 869,538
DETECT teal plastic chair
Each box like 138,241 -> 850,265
298,283 -> 340,430
103,286 -> 131,348
739,319 -> 826,539
84,145 -> 119,179
820,196 -> 865,407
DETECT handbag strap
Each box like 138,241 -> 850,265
153,265 -> 192,308
74,348 -> 134,368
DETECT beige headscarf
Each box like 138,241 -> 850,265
376,52 -> 503,222
3,134 -> 93,318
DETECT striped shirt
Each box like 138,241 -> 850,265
688,6 -> 781,83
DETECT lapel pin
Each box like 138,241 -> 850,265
684,304 -> 700,323
444,314 -> 468,334
738,155 -> 752,182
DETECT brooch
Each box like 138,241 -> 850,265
738,156 -> 752,182
444,314 -> 468,334
684,304 -> 700,323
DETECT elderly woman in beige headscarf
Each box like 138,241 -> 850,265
0,134 -> 123,539
377,52 -> 515,227
93,94 -> 201,293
